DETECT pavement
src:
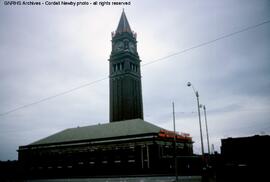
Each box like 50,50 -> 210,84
27,176 -> 202,182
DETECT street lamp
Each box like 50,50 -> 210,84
200,104 -> 211,154
187,82 -> 204,155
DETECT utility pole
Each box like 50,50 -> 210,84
173,102 -> 178,182
202,105 -> 210,154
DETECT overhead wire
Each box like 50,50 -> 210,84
0,77 -> 107,117
1,19 -> 270,117
142,19 -> 270,66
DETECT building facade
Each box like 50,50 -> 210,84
219,135 -> 270,181
19,119 -> 193,177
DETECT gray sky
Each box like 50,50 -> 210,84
1,0 -> 270,160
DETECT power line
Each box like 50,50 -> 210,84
0,77 -> 108,117
1,19 -> 270,117
142,19 -> 270,66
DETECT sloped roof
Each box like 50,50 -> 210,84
29,119 -> 162,146
116,10 -> 132,33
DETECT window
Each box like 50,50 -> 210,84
130,62 -> 137,71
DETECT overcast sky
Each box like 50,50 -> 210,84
0,0 -> 270,160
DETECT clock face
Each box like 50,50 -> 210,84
129,42 -> 136,53
114,41 -> 124,52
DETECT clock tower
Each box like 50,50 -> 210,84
109,10 -> 143,122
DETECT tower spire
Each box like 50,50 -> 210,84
116,10 -> 132,33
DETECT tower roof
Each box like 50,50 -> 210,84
116,10 -> 132,33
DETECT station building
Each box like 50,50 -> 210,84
18,11 -> 194,177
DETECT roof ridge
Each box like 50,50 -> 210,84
70,118 -> 144,129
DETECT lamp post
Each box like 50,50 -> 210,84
187,82 -> 204,155
200,105 -> 211,154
